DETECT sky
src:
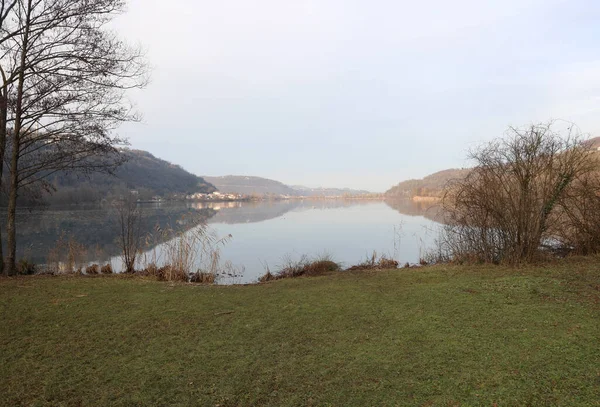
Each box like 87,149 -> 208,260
113,0 -> 600,192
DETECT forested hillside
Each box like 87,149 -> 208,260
203,176 -> 297,196
385,168 -> 470,198
12,149 -> 216,205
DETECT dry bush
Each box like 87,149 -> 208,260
17,259 -> 37,275
258,271 -> 275,283
440,122 -> 595,264
85,264 -> 100,275
155,265 -> 187,282
346,251 -> 399,271
304,260 -> 341,275
189,271 -> 217,284
100,264 -> 113,274
140,262 -> 159,276
258,262 -> 275,283
260,253 -> 341,281
276,254 -> 310,279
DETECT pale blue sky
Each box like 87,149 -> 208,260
114,0 -> 600,191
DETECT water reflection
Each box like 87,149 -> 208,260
5,205 -> 215,264
7,199 -> 442,282
193,200 -> 302,224
383,198 -> 444,223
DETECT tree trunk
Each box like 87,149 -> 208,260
0,91 -> 7,275
5,156 -> 18,274
6,0 -> 32,276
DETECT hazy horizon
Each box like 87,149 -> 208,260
113,0 -> 600,191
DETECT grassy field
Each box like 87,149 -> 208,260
1,258 -> 599,406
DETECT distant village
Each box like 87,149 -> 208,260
183,191 -> 384,202
131,190 -> 383,204
185,191 -> 244,201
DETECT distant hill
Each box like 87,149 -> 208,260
290,185 -> 372,197
583,136 -> 600,150
203,176 -> 298,196
204,175 -> 373,197
28,149 -> 216,205
385,168 -> 470,198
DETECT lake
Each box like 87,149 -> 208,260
8,199 -> 442,283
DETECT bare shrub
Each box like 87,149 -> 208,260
258,262 -> 275,283
276,254 -> 310,279
140,263 -> 159,277
555,157 -> 600,255
441,122 -> 595,264
155,265 -> 187,282
189,271 -> 217,284
17,259 -> 37,275
346,251 -> 399,271
259,253 -> 341,281
419,232 -> 452,265
46,233 -> 88,274
115,195 -> 143,273
85,264 -> 100,275
100,264 -> 113,274
304,260 -> 341,275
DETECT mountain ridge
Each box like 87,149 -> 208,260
21,148 -> 217,205
385,168 -> 471,198
204,175 -> 373,197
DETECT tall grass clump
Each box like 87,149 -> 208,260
140,215 -> 240,283
46,232 -> 88,274
346,251 -> 399,271
259,253 -> 341,282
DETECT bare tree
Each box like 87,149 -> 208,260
0,0 -> 18,274
116,194 -> 142,273
555,153 -> 600,254
0,0 -> 147,274
441,122 -> 595,264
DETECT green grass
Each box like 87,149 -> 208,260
1,258 -> 599,406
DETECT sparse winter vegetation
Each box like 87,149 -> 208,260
1,0 -> 600,404
438,122 -> 600,264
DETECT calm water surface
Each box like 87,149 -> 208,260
11,199 -> 441,283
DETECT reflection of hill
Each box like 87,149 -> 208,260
190,199 -> 382,224
203,201 -> 302,224
290,199 -> 378,211
5,205 -> 216,264
384,199 -> 444,223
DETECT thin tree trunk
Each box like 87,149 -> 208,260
6,144 -> 18,275
6,0 -> 31,275
0,89 -> 7,275
0,2 -> 17,275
